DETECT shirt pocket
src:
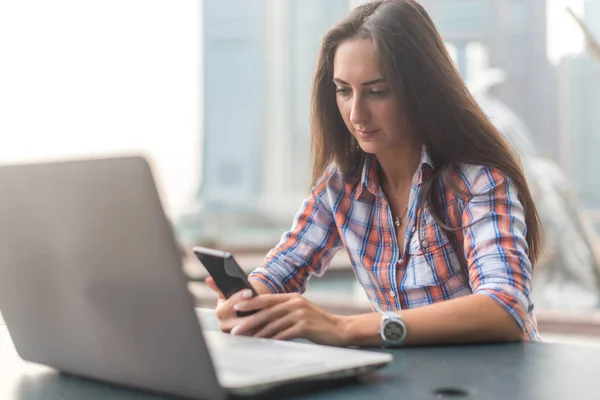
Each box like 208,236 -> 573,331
404,213 -> 462,288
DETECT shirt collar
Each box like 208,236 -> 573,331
354,145 -> 434,200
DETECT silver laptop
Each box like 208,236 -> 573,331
0,156 -> 392,399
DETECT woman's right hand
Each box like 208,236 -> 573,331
204,277 -> 255,333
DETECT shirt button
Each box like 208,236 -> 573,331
411,226 -> 416,233
389,290 -> 395,298
421,240 -> 428,248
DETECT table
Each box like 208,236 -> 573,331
2,310 -> 600,400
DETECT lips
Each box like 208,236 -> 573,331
355,129 -> 381,139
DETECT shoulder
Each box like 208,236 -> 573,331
312,163 -> 358,197
447,162 -> 513,195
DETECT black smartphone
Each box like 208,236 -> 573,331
193,246 -> 258,317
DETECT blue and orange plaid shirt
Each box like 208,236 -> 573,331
249,147 -> 540,341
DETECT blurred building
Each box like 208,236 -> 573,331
177,0 -> 350,246
262,0 -> 351,218
558,0 -> 600,208
419,0 -> 559,159
588,0 -> 600,38
198,0 -> 266,218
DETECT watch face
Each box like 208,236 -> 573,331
383,320 -> 405,342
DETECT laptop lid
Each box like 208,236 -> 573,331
0,156 -> 226,400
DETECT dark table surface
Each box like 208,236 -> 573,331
2,312 -> 600,400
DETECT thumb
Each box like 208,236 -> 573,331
204,277 -> 226,299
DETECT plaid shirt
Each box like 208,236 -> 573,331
249,147 -> 540,341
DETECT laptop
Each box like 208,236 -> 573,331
0,156 -> 392,399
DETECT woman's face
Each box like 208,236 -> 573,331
333,38 -> 406,155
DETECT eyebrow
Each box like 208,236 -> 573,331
333,77 -> 386,86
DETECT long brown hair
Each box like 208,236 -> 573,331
310,0 -> 541,264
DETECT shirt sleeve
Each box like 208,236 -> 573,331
248,168 -> 343,294
462,167 -> 534,331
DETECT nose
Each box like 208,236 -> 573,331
349,95 -> 369,126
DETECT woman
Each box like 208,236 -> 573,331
206,0 -> 541,346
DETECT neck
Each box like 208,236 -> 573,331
376,139 -> 422,192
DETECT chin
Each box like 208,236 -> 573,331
357,142 -> 382,155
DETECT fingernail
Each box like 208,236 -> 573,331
233,302 -> 247,311
231,324 -> 241,336
241,289 -> 253,299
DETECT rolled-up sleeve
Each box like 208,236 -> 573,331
249,169 -> 343,294
462,167 -> 533,331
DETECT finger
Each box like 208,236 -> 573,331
219,289 -> 256,320
223,292 -> 298,335
214,300 -> 237,326
214,289 -> 246,322
234,292 -> 298,313
231,300 -> 292,336
272,322 -> 307,341
215,299 -> 253,332
215,288 -> 256,327
218,309 -> 265,335
204,277 -> 225,299
226,288 -> 255,306
219,314 -> 247,333
253,313 -> 297,339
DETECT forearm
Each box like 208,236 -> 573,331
250,280 -> 275,295
341,293 -> 522,347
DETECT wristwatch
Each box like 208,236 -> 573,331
380,311 -> 407,347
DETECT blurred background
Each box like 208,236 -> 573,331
2,0 -> 600,341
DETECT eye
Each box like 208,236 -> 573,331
335,86 -> 351,97
369,88 -> 389,97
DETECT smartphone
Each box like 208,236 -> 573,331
193,246 -> 258,317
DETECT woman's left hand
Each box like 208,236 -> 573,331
230,293 -> 349,346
